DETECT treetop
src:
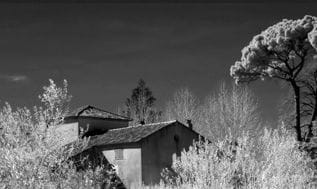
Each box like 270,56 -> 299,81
231,15 -> 317,84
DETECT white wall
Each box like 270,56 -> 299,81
103,148 -> 142,188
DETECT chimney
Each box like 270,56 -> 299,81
187,119 -> 193,130
140,120 -> 145,125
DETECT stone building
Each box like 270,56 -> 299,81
57,105 -> 201,187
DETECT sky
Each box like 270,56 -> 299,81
1,1 -> 317,124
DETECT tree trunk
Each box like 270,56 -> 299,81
307,89 -> 317,141
292,83 -> 302,141
310,94 -> 317,123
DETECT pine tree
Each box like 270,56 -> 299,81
125,79 -> 161,125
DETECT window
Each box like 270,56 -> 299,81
174,135 -> 179,143
174,135 -> 180,156
115,149 -> 124,160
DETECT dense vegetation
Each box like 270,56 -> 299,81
0,80 -> 118,188
143,129 -> 315,189
1,79 -> 316,189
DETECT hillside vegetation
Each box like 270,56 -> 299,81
0,79 -> 316,189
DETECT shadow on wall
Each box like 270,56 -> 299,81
71,147 -> 127,189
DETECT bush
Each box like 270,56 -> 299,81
156,126 -> 316,189
0,79 -> 115,189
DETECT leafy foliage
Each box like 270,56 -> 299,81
230,15 -> 317,141
141,127 -> 315,189
230,15 -> 317,83
0,80 -> 114,188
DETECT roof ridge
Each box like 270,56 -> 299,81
76,105 -> 92,116
86,105 -> 131,120
133,120 -> 177,127
71,105 -> 131,120
108,120 -> 178,131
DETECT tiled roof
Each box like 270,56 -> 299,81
88,120 -> 178,147
67,105 -> 130,120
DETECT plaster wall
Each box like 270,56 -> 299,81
141,123 -> 199,185
103,148 -> 142,188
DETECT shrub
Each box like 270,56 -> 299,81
158,126 -> 316,189
0,79 -> 114,189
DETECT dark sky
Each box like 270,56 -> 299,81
1,2 -> 317,124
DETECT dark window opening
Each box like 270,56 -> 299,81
174,135 -> 180,156
174,135 -> 179,143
